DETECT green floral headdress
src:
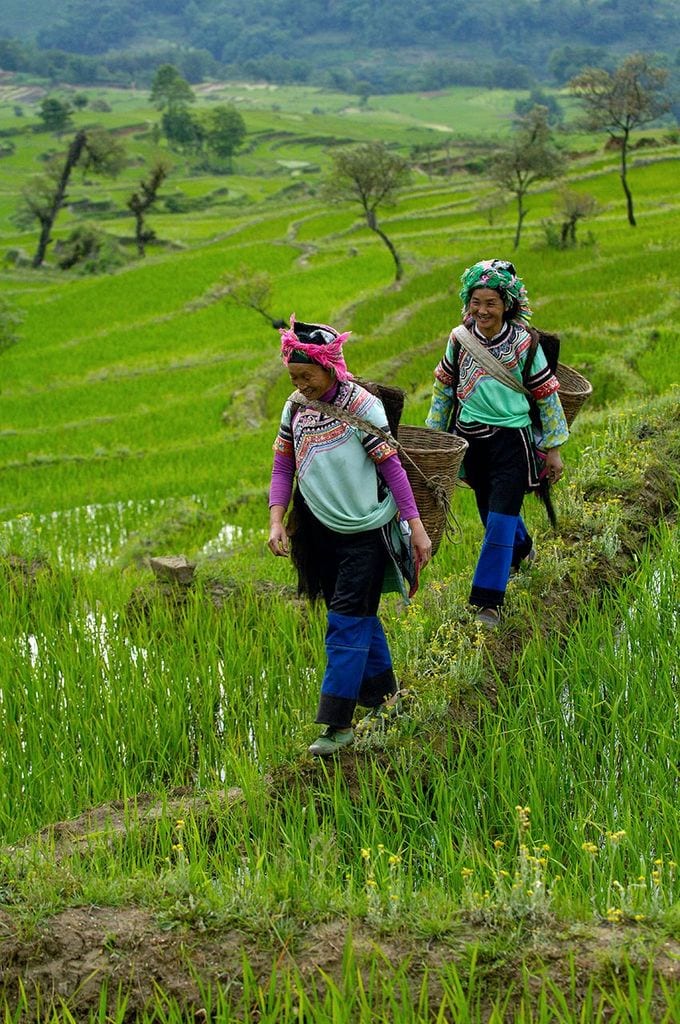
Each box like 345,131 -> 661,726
459,259 -> 533,325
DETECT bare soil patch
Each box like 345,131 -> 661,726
2,898 -> 679,1021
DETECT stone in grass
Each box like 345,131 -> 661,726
148,555 -> 196,586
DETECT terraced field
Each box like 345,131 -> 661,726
0,79 -> 678,1022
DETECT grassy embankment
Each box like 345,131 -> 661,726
0,81 -> 678,1020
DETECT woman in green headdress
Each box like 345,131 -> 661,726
426,259 -> 569,628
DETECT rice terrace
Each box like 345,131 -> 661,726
0,59 -> 679,1024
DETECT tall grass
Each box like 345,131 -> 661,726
2,507 -> 677,936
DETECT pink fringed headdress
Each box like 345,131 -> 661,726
279,314 -> 353,382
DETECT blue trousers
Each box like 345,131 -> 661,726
462,427 -> 534,609
316,612 -> 396,728
311,524 -> 396,728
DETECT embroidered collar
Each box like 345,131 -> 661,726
471,321 -> 512,345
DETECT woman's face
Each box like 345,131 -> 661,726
288,362 -> 336,400
467,287 -> 506,339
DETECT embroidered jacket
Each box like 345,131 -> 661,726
273,380 -> 398,533
425,321 -> 569,450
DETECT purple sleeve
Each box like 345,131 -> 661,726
269,451 -> 295,509
378,454 -> 419,521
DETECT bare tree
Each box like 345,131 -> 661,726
555,188 -> 601,247
570,54 -> 670,227
489,106 -> 565,249
196,267 -> 285,329
127,158 -> 171,256
18,129 -> 126,268
322,141 -> 410,281
0,297 -> 22,355
476,190 -> 508,227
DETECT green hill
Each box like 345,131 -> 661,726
0,81 -> 679,1022
2,0 -> 679,93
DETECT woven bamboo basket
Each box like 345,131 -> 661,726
556,363 -> 593,427
397,425 -> 468,556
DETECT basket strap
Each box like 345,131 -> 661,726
288,392 -> 461,527
289,390 -> 423,469
452,325 -> 531,397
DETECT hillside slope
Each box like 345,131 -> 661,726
3,0 -> 679,91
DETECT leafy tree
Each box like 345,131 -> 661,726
322,142 -> 410,281
161,108 -> 204,153
489,105 -> 565,249
514,89 -> 563,125
569,53 -> 671,227
356,81 -> 371,106
18,129 -> 126,268
37,97 -> 73,133
150,63 -> 195,113
204,105 -> 246,170
127,158 -> 171,256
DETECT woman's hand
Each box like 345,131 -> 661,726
543,447 -> 564,484
409,517 -> 432,569
268,506 -> 290,556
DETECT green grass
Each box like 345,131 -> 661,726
0,78 -> 679,1021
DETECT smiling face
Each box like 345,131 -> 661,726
467,287 -> 506,339
288,362 -> 336,401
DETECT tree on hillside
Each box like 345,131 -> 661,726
514,89 -> 564,125
127,157 -> 171,257
0,298 -> 23,356
38,97 -> 73,134
489,105 -> 565,249
150,63 -> 195,114
150,64 -> 202,152
204,105 -> 246,171
17,129 -> 126,268
207,267 -> 286,329
569,53 -> 671,227
162,108 -> 205,154
322,142 -> 410,282
555,189 -> 601,247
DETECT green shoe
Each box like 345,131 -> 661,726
475,607 -> 500,629
355,695 -> 404,735
308,727 -> 354,757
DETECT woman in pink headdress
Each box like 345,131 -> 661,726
268,316 -> 431,757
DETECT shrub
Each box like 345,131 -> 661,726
54,225 -> 128,274
0,298 -> 23,354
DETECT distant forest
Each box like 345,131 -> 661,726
1,0 -> 679,93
